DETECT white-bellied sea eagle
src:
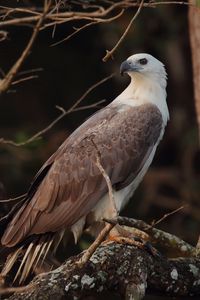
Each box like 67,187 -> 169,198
0,53 -> 169,282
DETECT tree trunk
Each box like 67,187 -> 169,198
188,2 -> 200,138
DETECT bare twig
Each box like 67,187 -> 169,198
102,0 -> 144,62
51,21 -> 99,46
0,101 -> 104,146
94,143 -> 117,214
0,1 -> 51,95
0,74 -> 114,147
151,205 -> 186,227
77,223 -> 114,267
17,68 -> 43,76
0,193 -> 26,203
66,73 -> 114,113
51,9 -> 124,46
0,1 -> 125,27
0,2 -> 190,29
77,139 -> 118,267
0,2 -> 124,28
11,75 -> 39,86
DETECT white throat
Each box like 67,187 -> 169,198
114,73 -> 169,126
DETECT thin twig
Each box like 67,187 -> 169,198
77,137 -> 118,267
0,1 -> 51,95
11,75 -> 39,86
0,74 -> 114,146
102,0 -> 144,62
77,223 -> 115,267
69,99 -> 106,112
94,142 -> 117,214
0,101 -> 103,146
0,2 -> 190,29
51,9 -> 124,47
60,73 -> 114,116
0,1 -> 126,28
0,193 -> 26,203
17,68 -> 43,76
150,205 -> 186,227
51,21 -> 98,46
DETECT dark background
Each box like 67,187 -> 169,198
0,2 -> 199,297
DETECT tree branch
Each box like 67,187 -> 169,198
3,240 -> 200,299
50,9 -> 125,47
105,216 -> 196,257
0,1 -> 51,95
0,74 -> 114,147
0,1 -> 190,29
102,0 -> 144,62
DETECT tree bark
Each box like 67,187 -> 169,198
188,2 -> 200,138
5,242 -> 200,300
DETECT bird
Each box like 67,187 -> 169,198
0,53 -> 169,283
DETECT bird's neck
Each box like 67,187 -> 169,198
114,74 -> 169,126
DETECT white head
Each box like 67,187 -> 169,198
116,53 -> 169,125
120,53 -> 167,89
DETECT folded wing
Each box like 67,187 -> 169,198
1,103 -> 162,247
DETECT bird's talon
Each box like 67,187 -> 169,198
143,241 -> 162,257
132,236 -> 143,243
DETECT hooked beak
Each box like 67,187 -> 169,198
120,60 -> 142,76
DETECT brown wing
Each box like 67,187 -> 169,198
1,103 -> 163,247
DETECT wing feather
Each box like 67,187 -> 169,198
1,103 -> 163,247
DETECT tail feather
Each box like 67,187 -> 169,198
19,248 -> 33,284
1,233 -> 59,284
14,242 -> 34,283
32,242 -> 48,272
1,247 -> 23,277
29,243 -> 44,274
40,239 -> 54,268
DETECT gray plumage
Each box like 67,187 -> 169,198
2,103 -> 162,247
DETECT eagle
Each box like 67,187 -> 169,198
0,53 -> 169,282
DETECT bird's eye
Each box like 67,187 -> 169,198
139,58 -> 148,65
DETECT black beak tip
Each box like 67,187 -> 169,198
120,60 -> 130,77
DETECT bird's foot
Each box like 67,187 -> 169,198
103,224 -> 161,257
107,235 -> 143,248
105,235 -> 160,257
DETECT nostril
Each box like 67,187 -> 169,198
128,61 -> 132,65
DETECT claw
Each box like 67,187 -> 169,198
142,241 -> 162,258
